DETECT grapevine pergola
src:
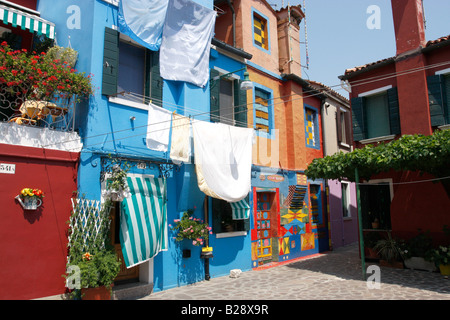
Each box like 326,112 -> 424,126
305,129 -> 450,280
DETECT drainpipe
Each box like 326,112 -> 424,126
226,0 -> 236,47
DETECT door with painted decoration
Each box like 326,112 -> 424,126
256,192 -> 276,265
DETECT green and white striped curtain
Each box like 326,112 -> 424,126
120,176 -> 168,268
230,199 -> 250,220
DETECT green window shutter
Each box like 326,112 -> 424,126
210,69 -> 220,122
387,87 -> 401,135
444,75 -> 450,124
351,97 -> 365,141
102,27 -> 119,96
427,75 -> 445,126
234,80 -> 248,127
145,50 -> 163,107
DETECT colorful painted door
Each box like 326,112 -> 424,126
256,192 -> 273,265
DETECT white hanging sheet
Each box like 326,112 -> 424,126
160,0 -> 216,87
192,120 -> 254,202
146,103 -> 172,152
118,0 -> 168,51
170,113 -> 191,163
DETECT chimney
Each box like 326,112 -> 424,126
391,0 -> 426,55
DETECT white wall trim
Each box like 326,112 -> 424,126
358,85 -> 392,97
435,68 -> 450,75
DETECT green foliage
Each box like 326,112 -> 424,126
305,130 -> 450,182
373,232 -> 404,263
64,196 -> 121,293
428,245 -> 450,266
171,210 -> 212,246
0,41 -> 93,102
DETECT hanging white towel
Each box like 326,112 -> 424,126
118,0 -> 168,51
160,0 -> 216,88
146,103 -> 172,152
170,113 -> 191,163
192,121 -> 254,202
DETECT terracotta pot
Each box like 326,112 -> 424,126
81,285 -> 112,300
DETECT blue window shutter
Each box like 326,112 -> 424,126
102,27 -> 119,96
427,75 -> 445,126
387,87 -> 401,135
351,97 -> 365,141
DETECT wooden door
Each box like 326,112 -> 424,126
110,202 -> 139,283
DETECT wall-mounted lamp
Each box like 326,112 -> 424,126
130,116 -> 136,121
213,66 -> 253,91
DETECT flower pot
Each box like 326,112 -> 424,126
16,195 -> 42,210
81,286 -> 112,300
439,264 -> 450,276
404,257 -> 437,272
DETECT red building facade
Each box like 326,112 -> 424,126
340,0 -> 450,243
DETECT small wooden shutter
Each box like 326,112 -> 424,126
427,75 -> 445,126
336,107 -> 342,143
234,80 -> 248,127
146,50 -> 163,107
351,97 -> 365,141
210,69 -> 220,122
102,27 -> 119,96
387,87 -> 401,135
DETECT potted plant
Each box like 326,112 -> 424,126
64,196 -> 121,300
170,209 -> 212,250
373,232 -> 404,268
428,245 -> 450,276
402,231 -> 437,272
45,45 -> 78,68
102,159 -> 131,202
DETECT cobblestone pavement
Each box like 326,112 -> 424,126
141,243 -> 450,300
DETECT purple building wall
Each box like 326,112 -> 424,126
327,180 -> 359,249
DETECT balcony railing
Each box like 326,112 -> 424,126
0,86 -> 78,132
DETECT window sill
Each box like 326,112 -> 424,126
438,124 -> 450,131
343,217 -> 353,221
109,96 -> 149,111
359,134 -> 396,144
215,231 -> 247,239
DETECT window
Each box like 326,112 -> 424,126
254,88 -> 270,133
337,108 -> 351,146
427,74 -> 450,126
252,9 -> 270,53
102,27 -> 163,106
304,106 -> 319,149
209,68 -> 248,127
341,182 -> 350,218
351,87 -> 400,141
309,184 -> 322,224
211,197 -> 249,234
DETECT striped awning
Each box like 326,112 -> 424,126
0,4 -> 55,39
120,176 -> 168,268
230,199 -> 250,220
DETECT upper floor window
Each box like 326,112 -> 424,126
252,9 -> 270,53
102,28 -> 163,106
209,68 -> 248,127
253,85 -> 274,138
337,108 -> 352,147
428,72 -> 450,127
304,105 -> 319,149
351,86 -> 400,142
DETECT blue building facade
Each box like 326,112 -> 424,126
38,0 -> 256,293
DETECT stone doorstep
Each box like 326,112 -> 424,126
112,282 -> 153,300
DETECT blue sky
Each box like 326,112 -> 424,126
269,0 -> 450,96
